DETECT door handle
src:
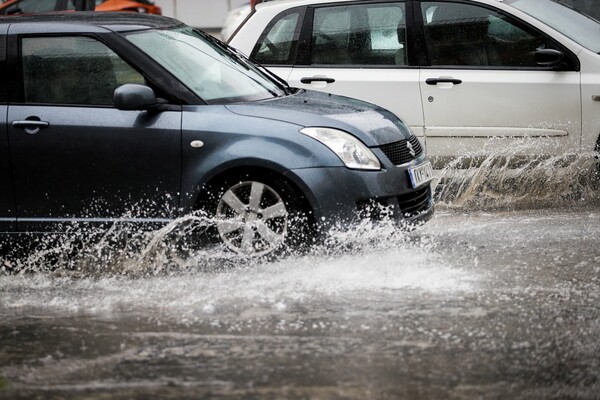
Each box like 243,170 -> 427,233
426,78 -> 462,85
12,120 -> 50,135
300,76 -> 335,84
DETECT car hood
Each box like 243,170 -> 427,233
224,89 -> 412,147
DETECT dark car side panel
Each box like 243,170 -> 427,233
0,27 -> 16,232
0,105 -> 15,232
5,23 -> 187,232
8,106 -> 182,231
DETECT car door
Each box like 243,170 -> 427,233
0,24 -> 15,232
418,1 -> 581,160
7,31 -> 182,232
280,1 -> 426,138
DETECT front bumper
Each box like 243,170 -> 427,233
284,159 -> 434,230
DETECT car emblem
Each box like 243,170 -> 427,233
407,141 -> 416,157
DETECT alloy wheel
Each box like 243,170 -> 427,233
215,181 -> 288,256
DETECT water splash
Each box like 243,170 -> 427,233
433,143 -> 600,210
4,141 -> 597,297
0,203 -> 430,277
0,214 -> 473,319
0,214 -> 234,276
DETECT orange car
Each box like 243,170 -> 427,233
0,0 -> 161,15
96,0 -> 161,14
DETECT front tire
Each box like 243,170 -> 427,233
207,174 -> 312,257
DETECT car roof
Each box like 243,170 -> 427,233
0,11 -> 182,32
255,0 -> 347,9
254,0 -> 503,9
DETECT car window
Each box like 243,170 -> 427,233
127,27 -> 285,104
508,0 -> 600,53
421,1 -> 556,67
21,36 -> 144,106
311,2 -> 407,66
252,10 -> 300,65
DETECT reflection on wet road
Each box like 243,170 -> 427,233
1,207 -> 599,399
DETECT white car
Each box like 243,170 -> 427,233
229,0 -> 600,164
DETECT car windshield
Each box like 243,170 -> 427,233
126,26 -> 286,104
507,0 -> 600,53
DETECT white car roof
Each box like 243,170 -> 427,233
256,0 -> 504,9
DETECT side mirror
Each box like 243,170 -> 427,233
114,84 -> 158,111
535,48 -> 565,69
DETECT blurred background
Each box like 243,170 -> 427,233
154,0 -> 255,39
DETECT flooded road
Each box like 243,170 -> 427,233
2,153 -> 600,399
1,205 -> 599,399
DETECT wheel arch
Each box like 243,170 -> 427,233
191,163 -> 316,222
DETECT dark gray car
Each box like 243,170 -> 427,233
0,13 -> 433,257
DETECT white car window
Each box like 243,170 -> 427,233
311,2 -> 407,66
422,1 -> 558,67
368,6 -> 405,51
509,0 -> 600,52
252,10 -> 300,65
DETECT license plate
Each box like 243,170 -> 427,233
408,161 -> 434,188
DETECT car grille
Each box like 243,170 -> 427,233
398,185 -> 431,217
378,135 -> 423,165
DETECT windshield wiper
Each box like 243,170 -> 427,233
195,29 -> 291,95
225,42 -> 291,94
254,64 -> 291,94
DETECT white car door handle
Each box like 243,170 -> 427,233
300,76 -> 335,84
426,78 -> 462,85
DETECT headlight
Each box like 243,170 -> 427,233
300,127 -> 381,170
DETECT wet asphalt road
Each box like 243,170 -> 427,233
0,207 -> 599,399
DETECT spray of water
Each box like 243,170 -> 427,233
433,140 -> 600,210
3,143 -> 597,314
0,212 -> 416,273
0,210 -> 476,320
